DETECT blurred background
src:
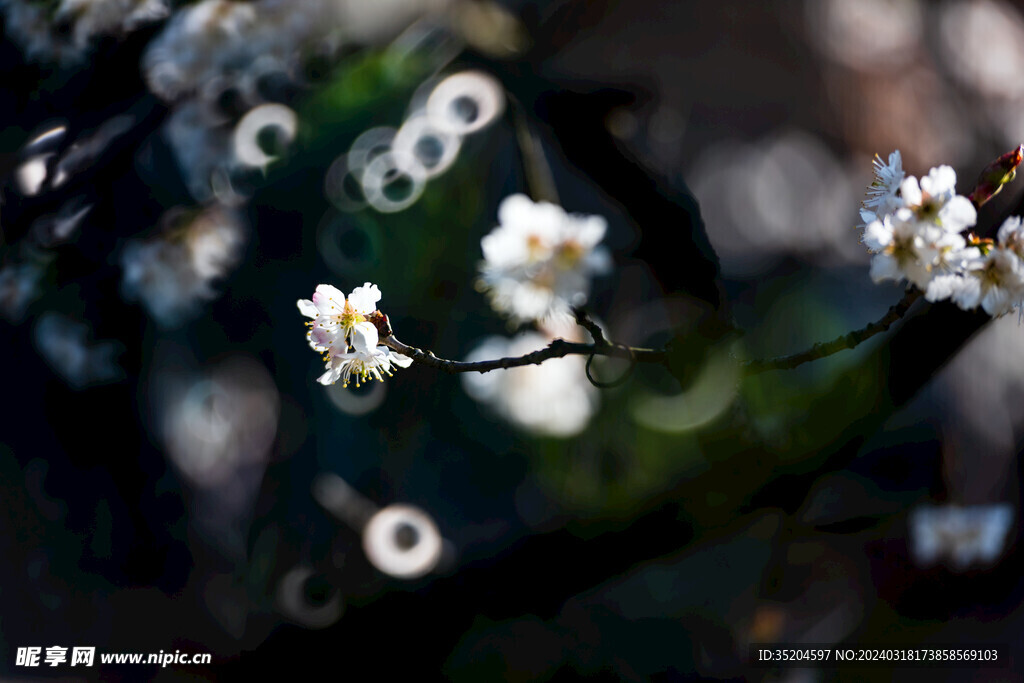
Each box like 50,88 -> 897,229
1,0 -> 1024,680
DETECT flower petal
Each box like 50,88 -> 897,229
869,253 -> 902,283
318,364 -> 340,385
348,282 -> 382,314
312,284 -> 346,314
351,321 -> 379,353
862,219 -> 892,252
920,165 -> 957,199
951,275 -> 982,310
938,196 -> 977,233
388,350 -> 413,368
925,274 -> 963,302
997,216 -> 1023,246
900,176 -> 922,207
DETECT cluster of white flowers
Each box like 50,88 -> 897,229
476,194 -> 611,325
297,283 -> 412,387
0,0 -> 167,65
862,151 -> 1024,316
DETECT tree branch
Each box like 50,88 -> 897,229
381,333 -> 665,374
381,290 -> 924,379
742,288 -> 923,375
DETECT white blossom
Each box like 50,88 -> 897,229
860,150 -> 905,225
996,215 -> 1024,257
956,245 -> 1024,317
1,0 -> 167,64
34,313 -> 124,389
298,282 -> 381,359
927,216 -> 1024,316
121,205 -> 244,326
477,194 -> 611,325
858,156 -> 1012,311
909,504 -> 1014,571
462,328 -> 598,438
316,325 -> 412,388
298,282 -> 412,387
899,165 -> 977,234
863,209 -> 944,289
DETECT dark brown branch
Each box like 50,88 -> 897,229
571,306 -> 607,345
384,291 -> 922,378
381,334 -> 665,374
742,288 -> 923,375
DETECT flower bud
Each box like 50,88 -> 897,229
968,144 -> 1024,208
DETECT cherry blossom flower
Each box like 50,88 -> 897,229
862,208 -> 951,289
297,282 -> 381,359
858,156 -> 1009,310
899,165 -> 977,234
477,194 -> 611,325
909,503 -> 1014,571
298,282 -> 412,387
860,150 -> 905,225
926,216 -> 1024,316
316,327 -> 412,387
121,204 -> 244,327
461,326 -> 598,437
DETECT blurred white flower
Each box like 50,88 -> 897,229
142,0 -> 262,101
0,260 -> 48,322
996,215 -> 1024,256
909,503 -> 1014,570
939,0 -> 1024,100
159,355 -> 278,488
477,194 -> 611,325
462,329 -> 598,438
34,313 -> 124,389
56,0 -> 169,46
155,354 -> 278,564
121,204 -> 245,326
143,0 -> 451,104
1,0 -> 167,64
15,154 -> 51,196
805,0 -> 924,72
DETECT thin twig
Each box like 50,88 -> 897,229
381,334 -> 664,374
742,289 -> 923,375
572,306 -> 607,345
382,291 -> 921,378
